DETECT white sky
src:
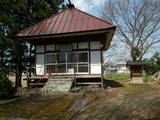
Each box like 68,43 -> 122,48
66,0 -> 106,17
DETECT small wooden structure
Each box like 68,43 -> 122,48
16,4 -> 116,89
127,61 -> 144,83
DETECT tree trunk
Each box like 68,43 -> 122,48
1,48 -> 4,67
15,42 -> 22,88
0,48 -> 5,79
15,64 -> 22,88
131,48 -> 136,61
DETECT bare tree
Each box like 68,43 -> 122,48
104,39 -> 130,65
101,0 -> 160,61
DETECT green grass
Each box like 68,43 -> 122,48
143,75 -> 151,81
104,74 -> 130,81
104,73 -> 152,81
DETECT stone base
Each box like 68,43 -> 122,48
130,77 -> 144,84
41,78 -> 74,93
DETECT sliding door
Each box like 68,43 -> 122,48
46,53 -> 66,73
36,54 -> 45,75
67,51 -> 89,73
45,51 -> 89,74
90,51 -> 101,74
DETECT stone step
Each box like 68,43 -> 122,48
41,88 -> 70,93
46,81 -> 73,84
41,77 -> 74,93
43,86 -> 71,89
48,78 -> 74,81
45,83 -> 72,86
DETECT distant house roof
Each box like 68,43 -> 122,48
16,7 -> 116,38
105,67 -> 117,71
117,64 -> 126,67
127,61 -> 144,66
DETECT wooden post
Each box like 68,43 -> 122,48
29,44 -> 32,77
74,68 -> 76,87
101,46 -> 104,90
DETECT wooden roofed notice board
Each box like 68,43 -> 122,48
127,61 -> 144,83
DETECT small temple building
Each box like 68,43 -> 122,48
127,61 -> 144,83
16,3 -> 116,92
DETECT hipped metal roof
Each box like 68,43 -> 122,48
17,7 -> 116,38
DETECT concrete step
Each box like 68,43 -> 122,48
41,77 -> 74,93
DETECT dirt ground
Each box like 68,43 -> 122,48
0,81 -> 160,120
9,75 -> 27,88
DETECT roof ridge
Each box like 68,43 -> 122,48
74,8 -> 113,26
17,10 -> 66,35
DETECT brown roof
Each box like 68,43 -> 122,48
127,61 -> 144,66
17,7 -> 115,37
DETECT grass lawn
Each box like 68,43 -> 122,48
143,75 -> 152,81
104,73 -> 130,81
104,73 -> 151,81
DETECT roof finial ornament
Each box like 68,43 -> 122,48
68,0 -> 71,4
68,0 -> 75,8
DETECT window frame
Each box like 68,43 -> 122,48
45,51 -> 89,74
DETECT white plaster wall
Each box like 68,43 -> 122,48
36,45 -> 45,53
90,51 -> 101,74
78,42 -> 88,49
72,43 -> 77,50
46,44 -> 55,51
90,41 -> 101,49
36,54 -> 45,75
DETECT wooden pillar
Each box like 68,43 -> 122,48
101,47 -> 104,90
29,44 -> 32,77
88,41 -> 91,74
34,45 -> 36,76
74,68 -> 76,86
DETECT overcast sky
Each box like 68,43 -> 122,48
65,0 -> 106,17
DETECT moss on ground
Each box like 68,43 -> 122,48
0,95 -> 76,119
0,82 -> 160,120
119,84 -> 156,93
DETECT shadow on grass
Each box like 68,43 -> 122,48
104,79 -> 124,88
